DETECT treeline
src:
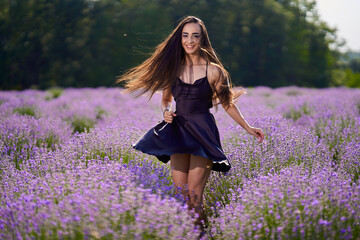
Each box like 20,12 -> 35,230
0,0 -> 358,90
334,52 -> 360,88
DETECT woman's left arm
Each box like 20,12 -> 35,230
211,65 -> 264,143
222,102 -> 264,143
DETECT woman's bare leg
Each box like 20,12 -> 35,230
187,155 -> 213,228
170,153 -> 191,202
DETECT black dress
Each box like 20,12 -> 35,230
132,63 -> 231,172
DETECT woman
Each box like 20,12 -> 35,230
117,16 -> 264,233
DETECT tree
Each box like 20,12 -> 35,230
0,0 -> 341,89
0,0 -> 94,89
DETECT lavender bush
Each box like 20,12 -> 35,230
0,162 -> 200,239
210,165 -> 360,240
1,86 -> 359,239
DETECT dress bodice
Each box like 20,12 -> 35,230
171,63 -> 213,114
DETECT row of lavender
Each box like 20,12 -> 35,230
0,86 -> 359,239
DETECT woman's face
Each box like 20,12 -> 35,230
181,23 -> 202,55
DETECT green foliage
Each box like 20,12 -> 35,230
331,68 -> 360,87
286,90 -> 302,96
39,133 -> 60,149
45,87 -> 63,100
71,117 -> 95,133
95,106 -> 107,120
283,103 -> 311,121
0,0 -> 340,89
13,106 -> 36,117
345,69 -> 360,88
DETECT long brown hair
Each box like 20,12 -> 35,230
116,16 -> 245,108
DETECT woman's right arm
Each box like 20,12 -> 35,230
162,88 -> 176,123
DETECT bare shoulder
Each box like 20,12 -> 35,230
207,62 -> 226,85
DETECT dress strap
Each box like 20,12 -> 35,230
205,61 -> 208,77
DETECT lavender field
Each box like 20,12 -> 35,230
1,86 -> 360,240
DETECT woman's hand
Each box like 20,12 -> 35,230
247,127 -> 265,143
164,110 -> 176,123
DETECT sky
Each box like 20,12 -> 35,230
315,0 -> 360,52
